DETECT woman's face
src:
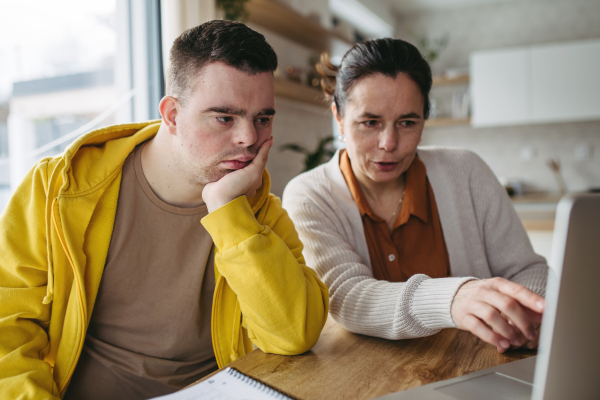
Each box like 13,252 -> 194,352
334,73 -> 425,186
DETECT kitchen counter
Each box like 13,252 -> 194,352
511,193 -> 560,231
510,193 -> 560,262
510,193 -> 562,204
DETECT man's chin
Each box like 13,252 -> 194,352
201,169 -> 233,185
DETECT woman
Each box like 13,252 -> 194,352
282,38 -> 548,353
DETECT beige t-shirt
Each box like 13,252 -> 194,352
65,143 -> 218,400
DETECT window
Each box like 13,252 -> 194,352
0,0 -> 163,212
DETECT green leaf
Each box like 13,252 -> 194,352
280,135 -> 335,172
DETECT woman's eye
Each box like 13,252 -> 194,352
217,116 -> 233,124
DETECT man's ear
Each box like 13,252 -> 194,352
159,96 -> 179,135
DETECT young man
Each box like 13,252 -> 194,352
0,20 -> 328,400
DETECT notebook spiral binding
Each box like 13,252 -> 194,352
225,367 -> 299,400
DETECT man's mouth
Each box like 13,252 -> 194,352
221,156 -> 254,170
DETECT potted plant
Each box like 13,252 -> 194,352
280,136 -> 335,172
216,0 -> 250,21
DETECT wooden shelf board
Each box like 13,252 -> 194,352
432,74 -> 470,86
425,117 -> 471,127
246,0 -> 353,52
274,78 -> 329,108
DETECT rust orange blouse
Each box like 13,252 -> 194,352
339,150 -> 451,282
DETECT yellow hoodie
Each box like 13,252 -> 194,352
0,121 -> 329,399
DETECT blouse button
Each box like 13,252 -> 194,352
388,254 -> 396,262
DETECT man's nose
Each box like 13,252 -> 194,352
234,121 -> 258,147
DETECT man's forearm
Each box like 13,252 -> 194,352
202,196 -> 328,354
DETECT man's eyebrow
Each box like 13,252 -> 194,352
204,107 -> 246,116
203,107 -> 276,117
258,108 -> 276,116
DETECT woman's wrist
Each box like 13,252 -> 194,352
411,276 -> 478,330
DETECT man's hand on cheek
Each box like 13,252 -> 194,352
203,136 -> 274,213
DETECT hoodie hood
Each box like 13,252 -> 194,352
58,119 -> 272,210
43,119 -> 271,306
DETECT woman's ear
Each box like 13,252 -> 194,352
159,96 -> 179,135
332,103 -> 343,133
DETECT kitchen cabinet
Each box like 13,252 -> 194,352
470,48 -> 530,127
531,40 -> 600,124
470,39 -> 600,127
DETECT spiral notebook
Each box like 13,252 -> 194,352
150,367 -> 298,400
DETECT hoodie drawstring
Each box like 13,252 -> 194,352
43,198 -> 59,304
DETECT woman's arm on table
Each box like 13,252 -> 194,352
283,179 -> 474,340
451,150 -> 548,351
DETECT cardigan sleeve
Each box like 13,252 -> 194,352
283,149 -> 548,340
283,176 -> 474,340
465,151 -> 549,296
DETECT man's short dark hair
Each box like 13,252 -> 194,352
167,20 -> 278,105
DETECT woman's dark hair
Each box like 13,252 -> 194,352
317,38 -> 432,119
167,20 -> 278,106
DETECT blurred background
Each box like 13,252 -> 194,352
1,0 -> 599,260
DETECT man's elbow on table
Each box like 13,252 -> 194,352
257,330 -> 322,356
249,302 -> 328,356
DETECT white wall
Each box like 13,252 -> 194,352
395,0 -> 600,76
268,98 -> 333,196
395,0 -> 600,193
422,120 -> 600,193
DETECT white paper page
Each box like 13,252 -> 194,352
150,367 -> 291,400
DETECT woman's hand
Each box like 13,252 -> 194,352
451,277 -> 545,353
506,320 -> 541,351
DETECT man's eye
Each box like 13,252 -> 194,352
400,120 -> 416,127
256,117 -> 272,125
217,116 -> 233,123
362,120 -> 378,127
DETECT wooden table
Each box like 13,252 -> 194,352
220,317 -> 536,400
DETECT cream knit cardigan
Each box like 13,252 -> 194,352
282,147 -> 548,340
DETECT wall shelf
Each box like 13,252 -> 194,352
274,78 -> 329,108
428,74 -> 471,127
246,0 -> 342,107
432,74 -> 470,86
246,0 -> 353,52
425,117 -> 471,127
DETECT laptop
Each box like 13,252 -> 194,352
377,193 -> 600,400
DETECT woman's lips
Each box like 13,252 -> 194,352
374,161 -> 399,172
222,159 -> 252,170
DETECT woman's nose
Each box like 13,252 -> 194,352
378,126 -> 399,152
